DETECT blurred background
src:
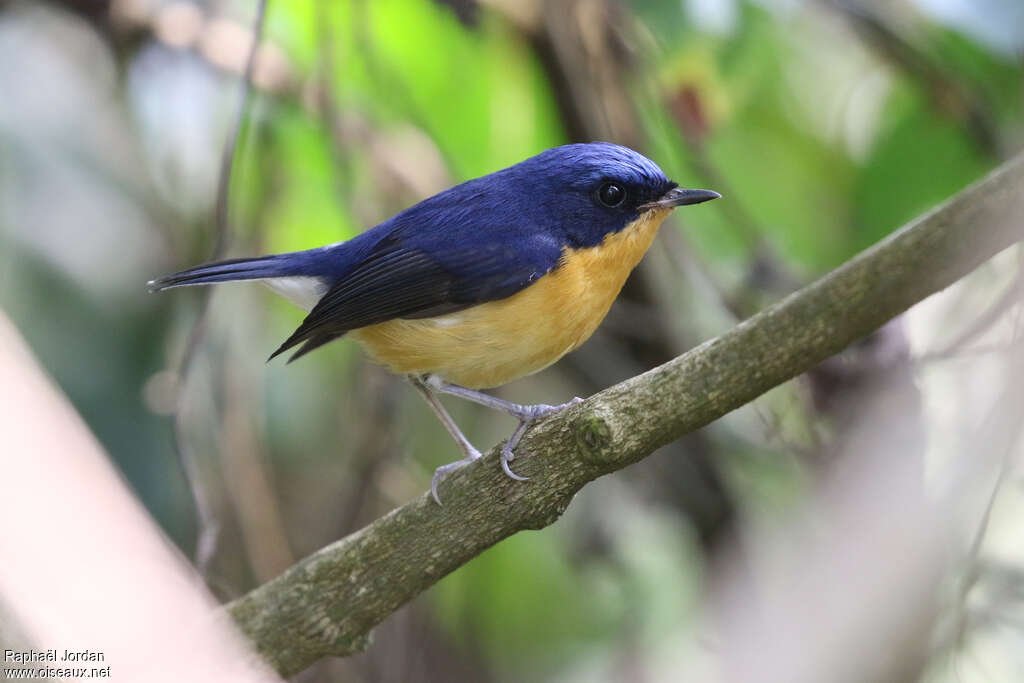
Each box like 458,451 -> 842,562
1,0 -> 1023,681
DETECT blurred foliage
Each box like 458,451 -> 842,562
0,0 -> 1022,681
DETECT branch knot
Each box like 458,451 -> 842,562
572,407 -> 615,465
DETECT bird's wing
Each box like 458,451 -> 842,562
270,230 -> 563,361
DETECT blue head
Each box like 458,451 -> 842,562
472,142 -> 718,249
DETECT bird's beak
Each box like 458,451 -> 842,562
640,187 -> 721,211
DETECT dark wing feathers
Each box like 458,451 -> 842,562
286,333 -> 343,362
270,235 -> 561,362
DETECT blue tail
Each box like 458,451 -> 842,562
148,251 -> 327,292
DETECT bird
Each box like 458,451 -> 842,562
149,142 -> 719,503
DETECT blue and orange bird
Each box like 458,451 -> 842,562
150,142 -> 719,502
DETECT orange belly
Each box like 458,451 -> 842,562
349,208 -> 671,389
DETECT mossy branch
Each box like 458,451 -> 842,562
228,153 -> 1024,676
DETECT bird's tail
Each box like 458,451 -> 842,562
147,254 -> 296,292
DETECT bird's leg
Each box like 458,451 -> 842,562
424,375 -> 584,480
409,376 -> 483,505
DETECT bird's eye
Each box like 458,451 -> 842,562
598,182 -> 626,208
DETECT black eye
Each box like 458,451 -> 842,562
598,182 -> 626,208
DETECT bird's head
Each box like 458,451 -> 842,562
509,142 -> 720,248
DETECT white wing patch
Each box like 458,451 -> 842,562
429,314 -> 465,328
262,276 -> 328,312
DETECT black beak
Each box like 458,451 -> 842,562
640,187 -> 721,210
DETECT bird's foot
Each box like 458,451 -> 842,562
431,447 -> 483,505
500,397 -> 585,480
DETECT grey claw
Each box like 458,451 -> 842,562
430,454 -> 480,505
501,446 -> 530,481
498,419 -> 532,482
430,474 -> 444,506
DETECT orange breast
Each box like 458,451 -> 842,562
349,208 -> 671,389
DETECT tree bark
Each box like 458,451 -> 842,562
228,153 -> 1024,676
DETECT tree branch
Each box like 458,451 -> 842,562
227,153 -> 1024,676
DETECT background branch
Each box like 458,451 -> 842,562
227,153 -> 1024,677
170,0 -> 268,577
